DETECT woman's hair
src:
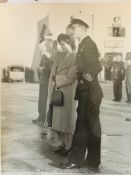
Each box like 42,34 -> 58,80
57,33 -> 75,50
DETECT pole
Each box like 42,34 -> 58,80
91,14 -> 94,37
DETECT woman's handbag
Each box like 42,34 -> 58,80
50,62 -> 64,106
50,89 -> 64,106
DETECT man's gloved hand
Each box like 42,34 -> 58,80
82,73 -> 93,82
77,71 -> 94,83
37,66 -> 46,73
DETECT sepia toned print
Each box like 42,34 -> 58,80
1,1 -> 131,174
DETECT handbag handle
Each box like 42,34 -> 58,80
52,58 -> 62,91
54,79 -> 59,90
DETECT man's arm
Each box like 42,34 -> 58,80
82,40 -> 102,82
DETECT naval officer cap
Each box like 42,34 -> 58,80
70,18 -> 89,28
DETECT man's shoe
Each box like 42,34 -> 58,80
59,148 -> 70,157
112,99 -> 121,102
32,118 -> 40,124
66,163 -> 80,169
117,99 -> 121,102
53,145 -> 65,154
84,162 -> 100,172
112,99 -> 116,101
59,162 -> 80,169
87,165 -> 99,173
38,121 -> 45,127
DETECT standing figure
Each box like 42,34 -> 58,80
61,18 -> 103,170
47,34 -> 77,155
32,37 -> 54,126
125,56 -> 131,103
111,55 -> 125,102
2,68 -> 7,82
98,59 -> 106,82
29,68 -> 34,83
25,67 -> 30,83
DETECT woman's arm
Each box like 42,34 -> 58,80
56,65 -> 77,88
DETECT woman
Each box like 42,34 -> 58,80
47,33 -> 77,155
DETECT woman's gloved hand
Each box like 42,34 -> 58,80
52,75 -> 56,82
76,71 -> 83,81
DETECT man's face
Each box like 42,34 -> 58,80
66,27 -> 74,37
72,24 -> 83,39
113,57 -> 117,62
45,39 -> 53,51
116,55 -> 122,62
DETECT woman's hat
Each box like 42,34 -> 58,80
57,33 -> 75,50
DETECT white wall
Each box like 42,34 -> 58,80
0,3 -> 131,67
91,4 -> 131,58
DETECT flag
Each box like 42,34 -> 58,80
31,15 -> 49,82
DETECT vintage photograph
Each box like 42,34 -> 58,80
0,0 -> 131,174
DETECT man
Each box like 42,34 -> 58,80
2,68 -> 6,82
111,55 -> 125,102
29,68 -> 34,83
25,67 -> 30,83
66,24 -> 79,52
61,18 -> 103,171
125,54 -> 131,103
32,36 -> 54,126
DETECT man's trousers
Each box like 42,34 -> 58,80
68,90 -> 102,167
113,79 -> 122,101
38,84 -> 48,123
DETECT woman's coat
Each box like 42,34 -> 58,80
46,52 -> 77,134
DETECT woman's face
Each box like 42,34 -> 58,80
60,41 -> 72,53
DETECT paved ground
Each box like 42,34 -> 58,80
1,82 -> 131,175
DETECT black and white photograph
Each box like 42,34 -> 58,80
0,0 -> 131,174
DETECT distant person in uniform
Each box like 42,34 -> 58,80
105,59 -> 112,81
98,59 -> 106,83
25,67 -> 30,83
2,68 -> 9,82
29,68 -> 34,83
111,55 -> 125,102
2,68 -> 6,82
61,18 -> 103,171
32,36 -> 54,126
125,55 -> 131,103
